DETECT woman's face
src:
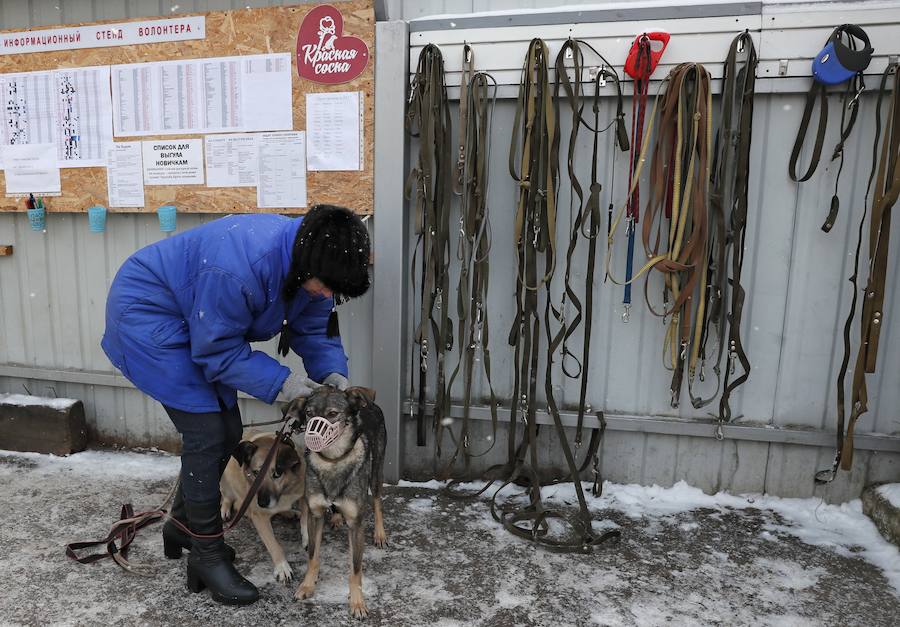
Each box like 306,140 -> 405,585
302,277 -> 333,298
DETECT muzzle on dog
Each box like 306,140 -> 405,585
304,416 -> 345,451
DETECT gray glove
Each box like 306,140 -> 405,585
280,371 -> 323,401
323,372 -> 350,390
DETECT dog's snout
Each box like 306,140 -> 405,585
257,489 -> 278,509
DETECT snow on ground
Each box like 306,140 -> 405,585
1,448 -> 898,626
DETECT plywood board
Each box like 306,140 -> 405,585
0,2 -> 375,215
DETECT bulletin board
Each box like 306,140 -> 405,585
0,1 -> 375,215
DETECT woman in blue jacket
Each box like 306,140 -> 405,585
102,204 -> 369,605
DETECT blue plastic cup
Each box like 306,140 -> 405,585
27,206 -> 46,231
88,205 -> 107,233
157,205 -> 177,232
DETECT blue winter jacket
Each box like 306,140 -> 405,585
101,214 -> 348,413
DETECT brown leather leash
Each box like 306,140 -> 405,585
817,62 -> 900,483
65,416 -> 301,573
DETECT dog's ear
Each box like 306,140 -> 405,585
282,395 -> 308,421
345,386 -> 376,412
234,440 -> 258,467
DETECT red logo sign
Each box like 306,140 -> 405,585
296,4 -> 369,84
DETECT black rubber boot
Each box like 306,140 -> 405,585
162,483 -> 236,562
184,500 -> 258,605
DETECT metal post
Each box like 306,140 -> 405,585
372,19 -> 409,483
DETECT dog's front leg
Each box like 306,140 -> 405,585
347,518 -> 367,618
250,512 -> 292,583
295,504 -> 325,601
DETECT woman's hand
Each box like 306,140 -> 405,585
279,371 -> 323,401
323,373 -> 350,390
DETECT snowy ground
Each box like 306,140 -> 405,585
0,448 -> 898,626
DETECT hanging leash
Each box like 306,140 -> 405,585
817,63 -> 899,483
65,415 -> 302,573
713,32 -> 757,428
406,44 -> 453,451
788,24 -> 873,232
446,39 -> 619,553
441,44 -> 502,476
687,31 -> 757,419
621,31 -> 669,323
551,37 -> 629,449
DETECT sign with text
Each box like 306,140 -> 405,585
296,4 -> 368,84
0,16 -> 205,56
142,139 -> 204,185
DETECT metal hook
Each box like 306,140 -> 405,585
715,423 -> 724,441
622,304 -> 631,323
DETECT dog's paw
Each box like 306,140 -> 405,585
274,560 -> 293,583
349,593 -> 369,619
330,512 -> 345,529
373,528 -> 388,549
294,583 -> 316,600
220,506 -> 232,522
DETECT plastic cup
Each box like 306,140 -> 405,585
157,205 -> 177,232
27,206 -> 46,231
88,205 -> 107,233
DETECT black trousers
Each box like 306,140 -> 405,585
163,399 -> 243,505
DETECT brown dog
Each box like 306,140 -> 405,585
282,386 -> 387,618
220,430 -> 308,583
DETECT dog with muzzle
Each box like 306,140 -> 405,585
282,385 -> 387,618
220,430 -> 309,583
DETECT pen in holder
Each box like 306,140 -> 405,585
157,205 -> 177,232
88,205 -> 108,233
27,195 -> 46,232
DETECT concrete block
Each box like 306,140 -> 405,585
0,393 -> 87,455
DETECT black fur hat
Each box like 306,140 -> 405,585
283,204 -> 370,301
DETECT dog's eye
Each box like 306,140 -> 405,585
327,410 -> 338,418
272,469 -> 283,479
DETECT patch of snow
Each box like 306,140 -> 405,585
0,393 -> 79,410
0,448 -> 179,479
407,497 -> 435,513
397,479 -> 446,490
402,478 -> 900,596
877,483 -> 900,509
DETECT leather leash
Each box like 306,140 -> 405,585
687,32 -> 757,415
818,63 -> 900,483
445,39 -> 619,553
442,46 -> 502,476
551,38 -> 628,447
406,44 -> 453,451
65,417 -> 299,573
712,31 -> 757,427
622,35 -> 655,323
